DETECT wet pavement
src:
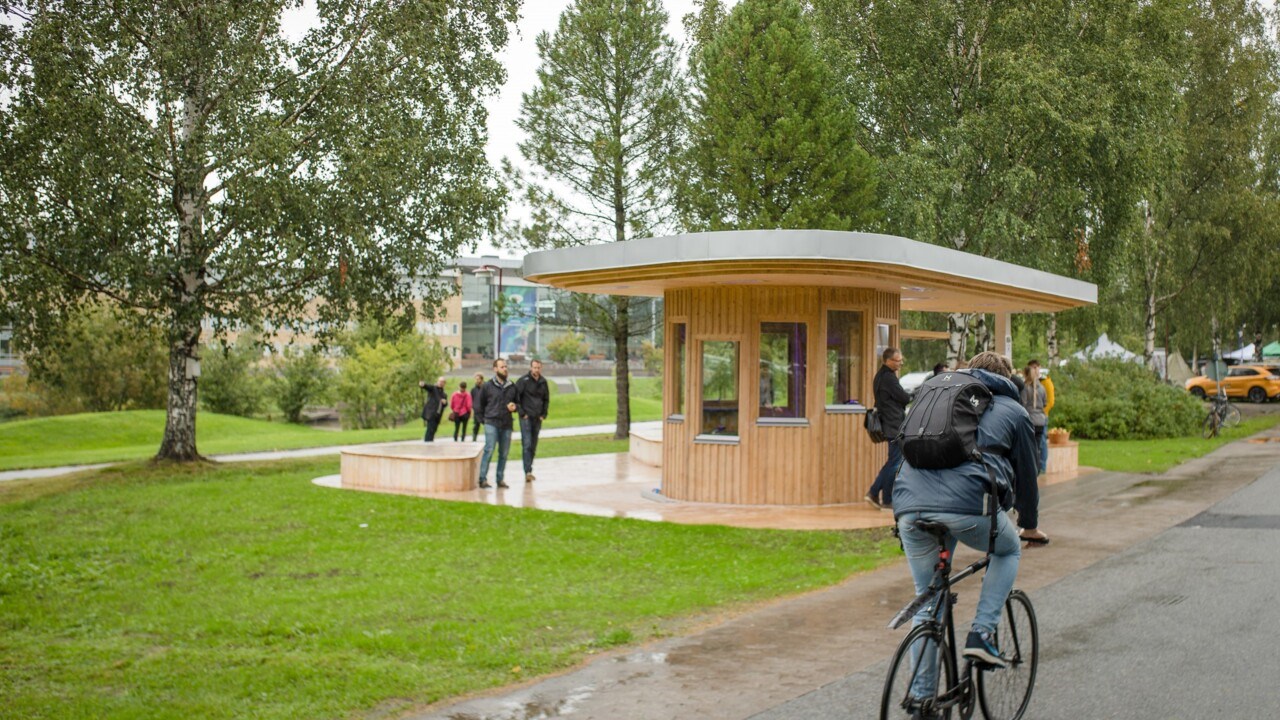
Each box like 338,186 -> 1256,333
402,423 -> 1280,720
314,450 -> 909,530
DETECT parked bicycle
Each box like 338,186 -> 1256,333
1202,389 -> 1242,439
881,519 -> 1039,720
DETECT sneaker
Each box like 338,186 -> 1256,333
864,493 -> 884,510
963,630 -> 1007,668
497,481 -> 510,489
478,481 -> 491,489
525,473 -> 535,482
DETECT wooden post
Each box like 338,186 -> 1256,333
996,312 -> 1012,360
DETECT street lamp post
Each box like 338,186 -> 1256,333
475,264 -> 503,359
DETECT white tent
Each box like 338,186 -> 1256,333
1167,351 -> 1195,384
1223,344 -> 1256,361
1072,333 -> 1138,362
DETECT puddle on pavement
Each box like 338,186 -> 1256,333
448,685 -> 596,720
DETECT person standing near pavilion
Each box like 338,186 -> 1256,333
866,347 -> 910,509
475,359 -> 518,489
468,371 -> 485,441
419,376 -> 448,442
1029,359 -> 1054,473
515,359 -> 551,482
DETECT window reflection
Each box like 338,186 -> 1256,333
673,323 -> 686,416
760,322 -> 807,418
701,341 -> 739,435
826,311 -> 864,405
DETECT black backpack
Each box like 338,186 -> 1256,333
900,371 -> 993,470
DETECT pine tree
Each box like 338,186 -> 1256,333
680,0 -> 878,231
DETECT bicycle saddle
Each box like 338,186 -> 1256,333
913,520 -> 950,539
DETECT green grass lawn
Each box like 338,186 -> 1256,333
1077,414 -> 1280,474
0,381 -> 662,471
0,458 -> 899,719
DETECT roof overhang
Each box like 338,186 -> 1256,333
523,230 -> 1096,313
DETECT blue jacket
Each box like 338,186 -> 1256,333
892,369 -> 1041,528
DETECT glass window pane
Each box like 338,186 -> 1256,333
760,322 -> 807,418
875,323 -> 891,366
701,340 -> 739,435
674,323 -> 686,416
826,311 -> 864,405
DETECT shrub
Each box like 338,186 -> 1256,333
1049,359 -> 1202,440
200,339 -> 270,417
547,331 -> 588,365
17,302 -> 167,413
641,340 -> 663,376
336,330 -> 452,429
0,373 -> 45,419
271,348 -> 334,424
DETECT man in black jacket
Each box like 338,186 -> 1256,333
515,359 -> 551,482
419,376 -> 447,442
475,359 -> 518,489
867,347 -> 910,509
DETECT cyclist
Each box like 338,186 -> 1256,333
892,351 -> 1040,670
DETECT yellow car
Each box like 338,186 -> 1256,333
1185,364 -> 1280,403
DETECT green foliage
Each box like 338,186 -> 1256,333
0,0 -> 519,459
199,339 -> 269,418
336,331 -> 452,429
681,0 -> 877,231
16,302 -> 167,414
0,373 -> 43,420
547,331 -> 588,365
1051,359 -> 1202,440
641,340 -> 663,376
271,347 -> 334,424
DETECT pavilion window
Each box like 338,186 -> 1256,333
673,323 -> 687,418
874,323 -> 892,363
759,322 -> 807,419
700,340 -> 739,436
826,311 -> 865,406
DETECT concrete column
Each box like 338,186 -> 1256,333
996,312 -> 1013,359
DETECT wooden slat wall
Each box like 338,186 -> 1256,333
661,286 -> 902,505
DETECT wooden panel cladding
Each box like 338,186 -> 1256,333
660,286 -> 898,505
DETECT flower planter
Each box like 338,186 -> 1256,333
1047,429 -> 1071,446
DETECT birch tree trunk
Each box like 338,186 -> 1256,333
1047,313 -> 1059,367
946,312 -> 969,367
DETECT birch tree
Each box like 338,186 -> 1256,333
0,1 -> 517,460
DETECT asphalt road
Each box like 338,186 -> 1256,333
751,462 -> 1280,720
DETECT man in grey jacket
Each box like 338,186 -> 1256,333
892,351 -> 1041,671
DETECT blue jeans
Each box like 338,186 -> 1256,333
869,439 -> 902,505
897,511 -> 1022,698
479,424 -> 512,484
1038,426 -> 1049,473
520,415 -> 543,474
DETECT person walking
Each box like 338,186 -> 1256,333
1029,359 -> 1053,473
866,347 -> 910,509
469,372 -> 485,441
450,381 -> 473,442
892,350 -> 1042,674
1020,363 -> 1048,475
515,359 -> 551,482
475,359 -> 518,489
419,376 -> 447,442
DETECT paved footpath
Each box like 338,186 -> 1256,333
410,426 -> 1280,720
0,421 -> 661,483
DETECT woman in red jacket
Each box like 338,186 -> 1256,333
450,381 -> 474,442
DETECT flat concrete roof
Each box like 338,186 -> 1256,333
523,230 -> 1097,313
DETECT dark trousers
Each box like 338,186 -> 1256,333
424,415 -> 443,442
869,438 -> 902,506
471,413 -> 482,441
453,413 -> 471,441
520,415 -> 543,474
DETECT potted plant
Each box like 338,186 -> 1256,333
1047,427 -> 1071,445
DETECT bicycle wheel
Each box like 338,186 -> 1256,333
1221,403 -> 1242,428
881,624 -> 956,720
1202,412 -> 1219,439
976,590 -> 1038,720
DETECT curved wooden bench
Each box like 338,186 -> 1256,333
341,442 -> 484,494
629,427 -> 663,468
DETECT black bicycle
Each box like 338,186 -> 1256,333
880,519 -> 1039,720
1202,389 -> 1242,439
